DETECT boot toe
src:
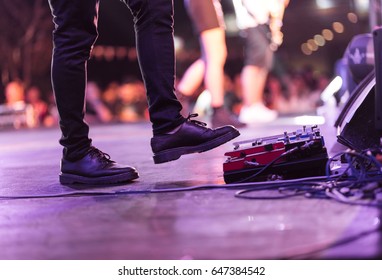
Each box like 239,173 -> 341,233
151,114 -> 240,164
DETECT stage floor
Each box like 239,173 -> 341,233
0,118 -> 381,260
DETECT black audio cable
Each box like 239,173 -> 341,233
1,145 -> 382,207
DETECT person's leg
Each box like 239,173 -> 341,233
49,0 -> 99,161
49,0 -> 138,185
124,0 -> 241,164
241,65 -> 268,106
177,0 -> 225,115
199,27 -> 227,108
239,64 -> 277,123
199,27 -> 245,128
177,59 -> 205,97
177,28 -> 226,117
176,58 -> 205,116
123,0 -> 184,134
239,26 -> 277,123
181,0 -> 244,128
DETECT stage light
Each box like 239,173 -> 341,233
91,46 -> 104,59
316,0 -> 335,9
314,34 -> 326,46
347,12 -> 358,23
174,36 -> 184,52
322,29 -> 334,41
301,43 -> 313,55
293,115 -> 326,125
354,0 -> 369,14
307,39 -> 318,51
115,47 -> 128,59
127,48 -> 138,60
104,46 -> 115,61
332,22 -> 344,33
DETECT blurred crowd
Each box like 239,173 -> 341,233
0,66 -> 329,130
185,66 -> 329,119
0,77 -> 149,129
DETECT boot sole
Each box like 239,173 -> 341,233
153,129 -> 240,164
59,170 -> 139,185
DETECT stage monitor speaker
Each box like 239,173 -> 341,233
346,33 -> 374,84
373,27 -> 382,129
335,71 -> 382,150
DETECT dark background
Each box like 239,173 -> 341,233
0,0 -> 372,101
89,0 -> 370,87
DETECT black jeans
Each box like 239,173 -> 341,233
49,0 -> 184,161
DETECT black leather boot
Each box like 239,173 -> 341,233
151,114 -> 240,164
60,146 -> 139,185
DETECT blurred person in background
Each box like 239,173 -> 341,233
102,82 -> 123,122
118,78 -> 148,122
85,81 -> 113,124
269,69 -> 325,115
176,0 -> 245,128
222,73 -> 242,116
4,80 -> 25,107
266,74 -> 289,114
25,86 -> 55,127
233,0 -> 289,124
3,80 -> 34,128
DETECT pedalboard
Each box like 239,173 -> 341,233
223,126 -> 329,183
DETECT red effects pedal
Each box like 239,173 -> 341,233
223,126 -> 329,183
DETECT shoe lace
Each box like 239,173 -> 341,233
88,147 -> 114,164
186,113 -> 207,127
